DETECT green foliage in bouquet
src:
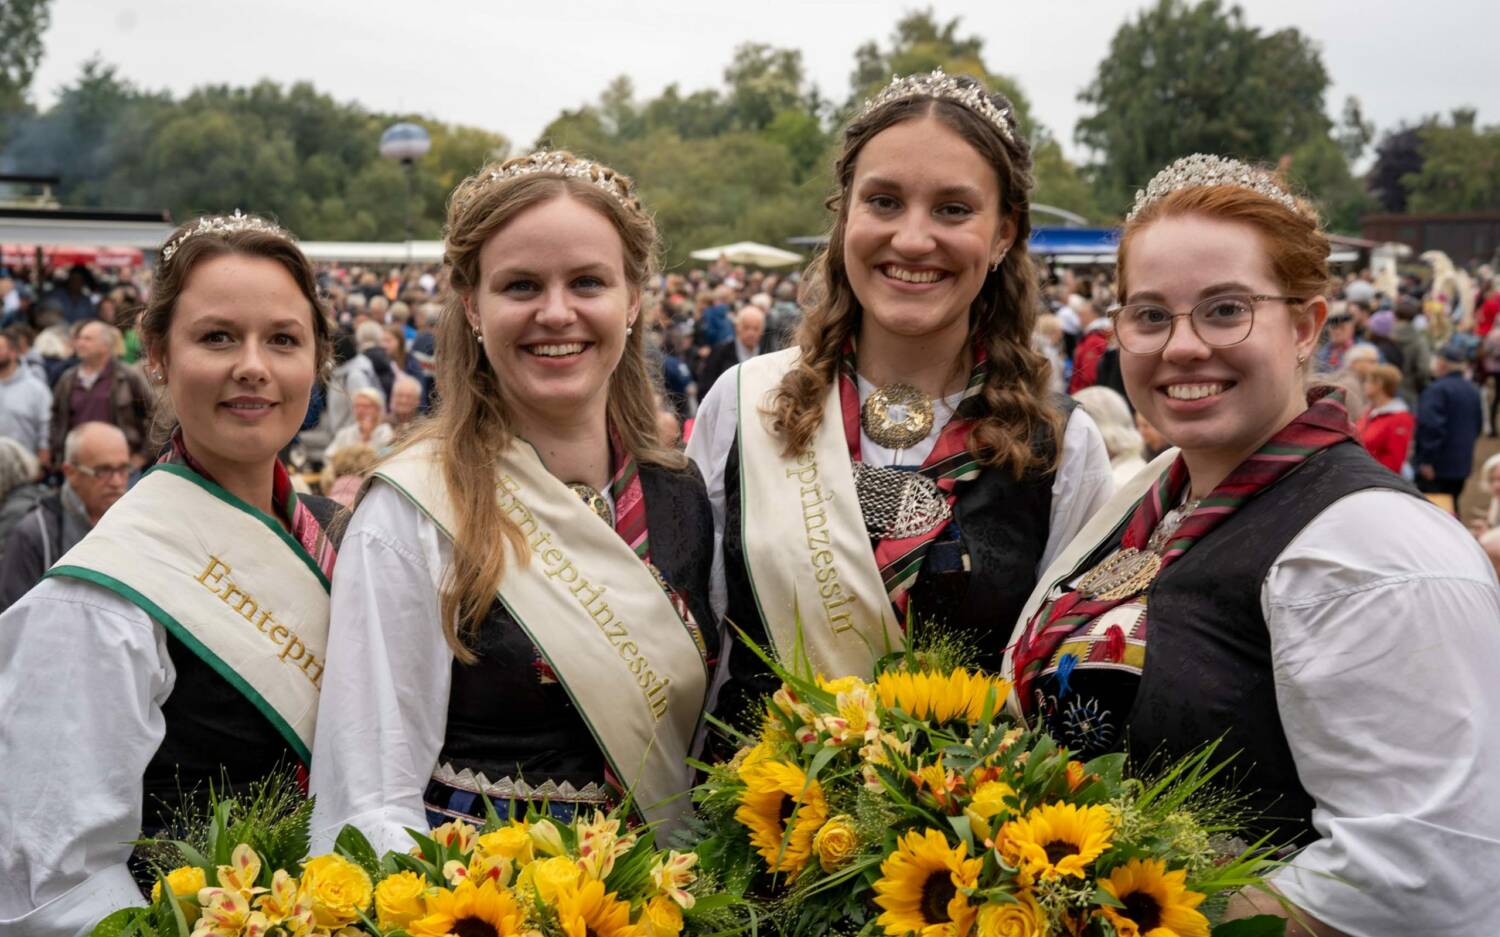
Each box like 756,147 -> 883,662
689,630 -> 1291,936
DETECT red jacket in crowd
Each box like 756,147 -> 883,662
1357,400 -> 1415,474
1068,324 -> 1112,394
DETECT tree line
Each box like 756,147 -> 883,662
1,0 -> 1496,268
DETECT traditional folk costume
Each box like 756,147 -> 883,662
309,436 -> 715,855
686,346 -> 1114,726
0,436 -> 339,934
1003,390 -> 1500,935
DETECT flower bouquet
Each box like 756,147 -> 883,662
95,777 -> 735,937
690,639 -> 1289,937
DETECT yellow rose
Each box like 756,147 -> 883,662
475,825 -> 534,864
641,894 -> 684,937
812,815 -> 858,872
151,865 -> 207,922
529,856 -> 581,903
374,870 -> 427,930
976,895 -> 1044,937
299,853 -> 373,928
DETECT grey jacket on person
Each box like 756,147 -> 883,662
0,484 -> 92,610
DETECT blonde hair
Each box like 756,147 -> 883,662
767,81 -> 1063,478
392,152 -> 680,662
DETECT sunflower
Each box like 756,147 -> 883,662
554,878 -> 640,937
1000,803 -> 1114,883
734,760 -> 829,876
875,668 -> 1011,725
408,878 -> 523,937
1096,859 -> 1209,937
872,828 -> 982,937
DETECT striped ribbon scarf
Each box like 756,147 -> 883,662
607,429 -> 709,662
838,343 -> 989,614
157,429 -> 338,581
1012,387 -> 1357,714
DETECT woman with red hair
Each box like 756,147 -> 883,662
1005,155 -> 1500,936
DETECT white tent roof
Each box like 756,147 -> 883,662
298,241 -> 444,263
689,241 -> 804,267
0,214 -> 175,249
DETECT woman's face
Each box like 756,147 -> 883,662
380,330 -> 400,357
467,194 -> 637,434
153,254 -> 317,475
1119,214 -> 1324,465
843,115 -> 1014,349
353,395 -> 381,431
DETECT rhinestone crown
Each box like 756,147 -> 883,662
1129,153 -> 1309,222
856,69 -> 1015,144
160,210 -> 288,265
466,151 -> 637,213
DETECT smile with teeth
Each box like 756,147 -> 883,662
527,342 -> 588,358
1164,382 -> 1230,401
880,265 -> 947,284
222,402 -> 273,410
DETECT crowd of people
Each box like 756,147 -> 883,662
1,68 -> 1499,937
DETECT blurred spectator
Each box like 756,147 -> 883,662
43,266 -> 97,325
0,332 -> 52,465
326,387 -> 393,459
1356,363 -> 1414,475
1365,309 -> 1405,371
33,324 -> 75,387
6,325 -> 47,386
1317,304 -> 1357,370
699,304 -> 764,397
762,280 -> 802,353
1135,410 -> 1169,460
1415,342 -> 1483,513
659,332 -> 696,421
0,422 -> 129,609
324,443 -> 378,508
357,320 -> 397,403
1073,385 -> 1146,485
49,322 -> 153,468
0,438 -> 45,558
388,375 -> 424,443
1033,312 -> 1066,396
1393,297 -> 1433,400
1475,452 -> 1500,534
1067,296 -> 1112,394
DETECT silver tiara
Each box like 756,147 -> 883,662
856,69 -> 1014,144
477,151 -> 635,211
1128,154 -> 1308,221
161,210 -> 288,264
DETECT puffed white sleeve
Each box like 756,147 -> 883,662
308,482 -> 456,856
684,365 -> 742,621
0,577 -> 174,936
1038,407 -> 1115,574
1264,490 -> 1500,936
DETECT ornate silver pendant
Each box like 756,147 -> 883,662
1075,547 -> 1163,602
851,462 -> 951,540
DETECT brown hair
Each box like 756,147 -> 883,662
1118,180 -> 1330,303
768,79 -> 1063,478
1367,362 -> 1402,398
134,215 -> 333,447
397,152 -> 680,662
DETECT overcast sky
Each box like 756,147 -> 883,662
29,0 -> 1497,162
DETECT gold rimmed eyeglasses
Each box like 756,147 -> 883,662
1109,294 -> 1306,355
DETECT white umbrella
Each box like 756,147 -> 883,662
689,241 -> 804,268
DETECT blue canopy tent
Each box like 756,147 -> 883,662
787,226 -> 1121,263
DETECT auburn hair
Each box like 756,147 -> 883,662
767,80 -> 1063,479
394,153 -> 681,662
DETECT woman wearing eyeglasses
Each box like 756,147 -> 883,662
1004,156 -> 1500,936
0,214 -> 341,933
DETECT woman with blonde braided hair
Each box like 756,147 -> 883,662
310,153 -> 716,850
686,71 -> 1113,726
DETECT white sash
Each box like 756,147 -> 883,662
373,439 -> 708,827
999,449 -> 1178,719
735,348 -> 904,680
48,465 -> 331,760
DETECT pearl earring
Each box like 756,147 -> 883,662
626,325 -> 634,337
473,328 -> 484,345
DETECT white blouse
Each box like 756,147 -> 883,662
685,362 -> 1117,618
0,578 -> 167,935
307,482 -> 468,856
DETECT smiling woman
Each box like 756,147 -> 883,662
309,152 -> 717,850
686,71 -> 1114,728
0,213 -> 346,933
1004,156 -> 1500,937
